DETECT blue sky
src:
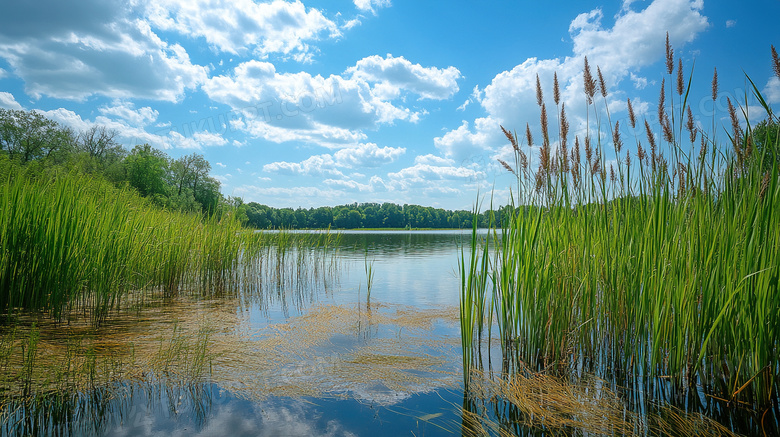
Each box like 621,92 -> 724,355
1,0 -> 778,210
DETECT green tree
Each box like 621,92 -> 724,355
124,144 -> 171,201
0,109 -> 75,163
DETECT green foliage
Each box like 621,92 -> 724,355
243,201 -> 491,230
0,109 -> 75,164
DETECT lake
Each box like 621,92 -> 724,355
0,230 -> 475,436
1,229 -> 774,436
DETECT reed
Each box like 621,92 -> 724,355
460,44 -> 780,412
0,168 -> 272,323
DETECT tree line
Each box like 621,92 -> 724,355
243,202 -> 514,229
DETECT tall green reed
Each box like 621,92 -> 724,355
0,169 -> 270,323
461,42 -> 780,407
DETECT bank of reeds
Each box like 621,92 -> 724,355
0,168 -> 339,323
461,42 -> 780,412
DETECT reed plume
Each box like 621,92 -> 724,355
583,57 -> 596,104
627,98 -> 636,129
613,120 -> 623,154
772,45 -> 780,79
553,72 -> 560,105
727,97 -> 743,162
501,125 -> 519,152
712,67 -> 719,102
536,74 -> 543,107
686,105 -> 697,144
597,66 -> 608,98
665,32 -> 674,74
676,58 -> 684,96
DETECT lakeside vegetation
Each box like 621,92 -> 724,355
461,40 -> 780,420
243,201 -> 503,230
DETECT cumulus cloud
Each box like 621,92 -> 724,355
346,54 -> 461,100
263,142 -> 404,177
435,0 -> 709,164
0,0 -> 207,101
99,100 -> 159,126
145,0 -> 340,61
0,92 -> 22,110
204,55 -> 460,147
354,0 -> 391,14
333,142 -> 405,167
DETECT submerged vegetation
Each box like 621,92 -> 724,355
461,39 -> 780,432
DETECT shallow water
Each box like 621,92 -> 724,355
1,230 -> 775,436
0,230 -> 475,436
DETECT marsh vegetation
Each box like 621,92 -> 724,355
460,41 -> 780,435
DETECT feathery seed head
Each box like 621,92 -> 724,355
627,98 -> 636,129
662,114 -> 674,144
712,67 -> 718,102
540,103 -> 549,147
644,119 -> 657,155
501,125 -> 519,152
536,74 -> 543,107
658,78 -> 666,123
613,120 -> 623,154
498,158 -> 516,176
583,57 -> 596,104
597,66 -> 608,98
676,58 -> 684,96
686,106 -> 696,144
665,32 -> 674,75
772,45 -> 780,79
526,123 -> 533,147
560,103 -> 569,145
727,97 -> 743,161
553,72 -> 561,105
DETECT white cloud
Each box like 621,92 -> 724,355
414,154 -> 454,166
34,106 -> 219,151
764,77 -> 780,105
263,142 -> 403,177
726,20 -> 736,28
0,2 -> 208,101
333,142 -> 405,167
436,0 -> 709,166
354,0 -> 391,14
215,162 -> 227,168
99,100 -> 159,126
145,0 -> 340,61
193,131 -> 228,147
387,162 -> 485,191
263,154 -> 343,177
434,118 -> 499,161
0,92 -> 22,110
323,178 -> 373,191
346,54 -> 461,100
204,55 -> 460,147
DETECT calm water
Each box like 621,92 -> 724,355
1,231 -> 475,436
3,230 -> 772,436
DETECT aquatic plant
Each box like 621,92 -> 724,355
0,169 -> 268,322
461,42 -> 780,412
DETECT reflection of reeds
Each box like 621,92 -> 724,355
461,370 -> 740,437
461,42 -> 780,419
0,295 -> 461,435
